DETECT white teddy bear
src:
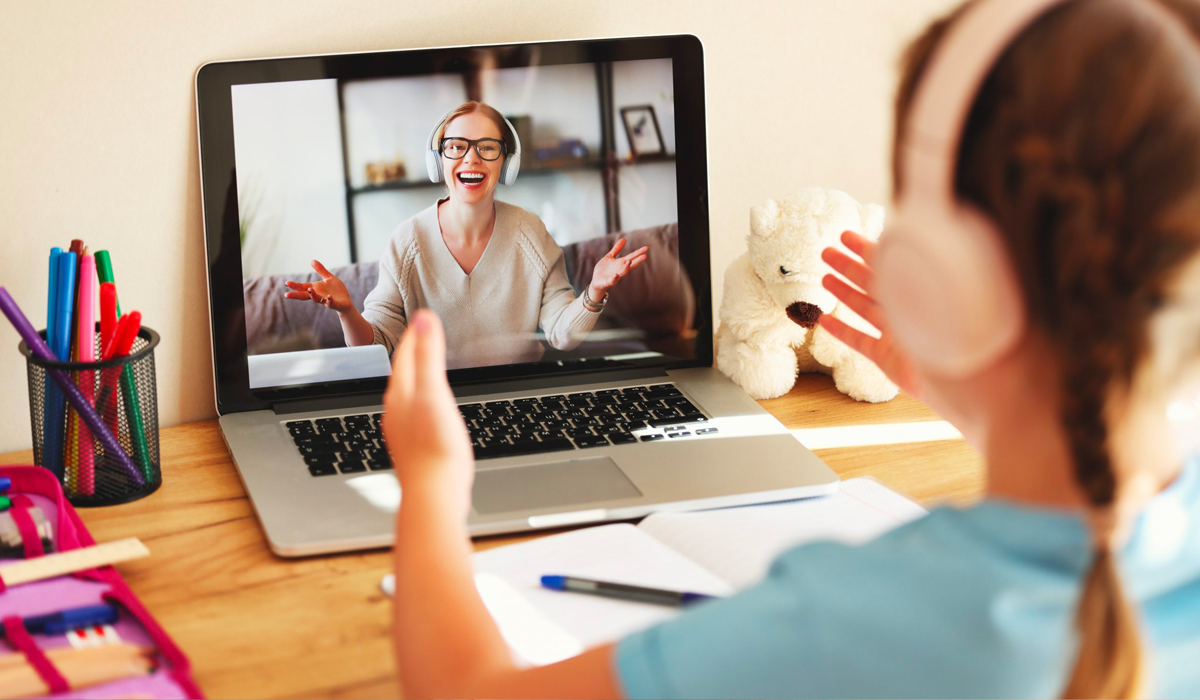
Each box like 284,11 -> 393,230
715,187 -> 899,402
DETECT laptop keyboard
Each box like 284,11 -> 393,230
286,413 -> 387,477
285,383 -> 713,477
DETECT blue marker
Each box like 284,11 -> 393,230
43,248 -> 65,477
22,604 -> 120,635
0,476 -> 10,493
43,250 -> 76,478
54,252 -> 77,365
46,248 -> 62,351
540,574 -> 719,607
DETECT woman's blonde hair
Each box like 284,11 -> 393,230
895,1 -> 1200,697
433,101 -> 516,155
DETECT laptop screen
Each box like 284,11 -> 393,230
197,36 -> 711,411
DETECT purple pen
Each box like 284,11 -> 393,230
0,287 -> 145,487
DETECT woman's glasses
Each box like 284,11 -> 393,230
439,137 -> 506,161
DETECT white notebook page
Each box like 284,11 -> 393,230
637,477 -> 927,590
472,523 -> 733,663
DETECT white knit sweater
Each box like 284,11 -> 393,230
360,198 -> 601,369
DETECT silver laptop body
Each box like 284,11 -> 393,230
198,36 -> 838,557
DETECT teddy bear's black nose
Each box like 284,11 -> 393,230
780,266 -> 791,276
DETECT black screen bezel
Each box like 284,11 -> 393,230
196,34 -> 711,415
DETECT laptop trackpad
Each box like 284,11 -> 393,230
472,457 -> 642,515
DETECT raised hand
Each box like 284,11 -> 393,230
588,238 -> 650,300
818,230 -> 921,399
284,260 -> 355,313
381,310 -> 475,515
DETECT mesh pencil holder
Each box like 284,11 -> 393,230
19,325 -> 162,507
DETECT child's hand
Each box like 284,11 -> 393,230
284,260 -> 355,313
381,310 -> 475,514
818,231 -> 922,400
588,238 -> 649,301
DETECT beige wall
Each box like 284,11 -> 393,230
0,0 -> 956,454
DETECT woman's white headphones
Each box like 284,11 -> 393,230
874,0 -> 1071,377
425,107 -> 522,186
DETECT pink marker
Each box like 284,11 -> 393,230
77,255 -> 97,496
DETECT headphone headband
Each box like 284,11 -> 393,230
901,0 -> 1071,199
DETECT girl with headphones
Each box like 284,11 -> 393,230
283,101 -> 649,369
380,1 -> 1200,697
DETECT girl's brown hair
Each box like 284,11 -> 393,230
895,0 -> 1200,696
433,101 -> 516,155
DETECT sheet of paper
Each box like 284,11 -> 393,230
637,478 -> 927,590
472,523 -> 734,663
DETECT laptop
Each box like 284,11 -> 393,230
195,34 -> 838,557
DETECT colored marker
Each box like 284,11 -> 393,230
58,250 -> 79,492
64,242 -> 86,493
43,248 -> 65,477
0,287 -> 144,487
95,251 -> 152,482
96,312 -> 141,436
99,282 -> 119,436
22,604 -> 120,636
53,252 -> 77,366
77,255 -> 97,496
539,575 -> 719,607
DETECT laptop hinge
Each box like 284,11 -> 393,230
271,392 -> 385,416
270,366 -> 670,414
451,366 -> 667,399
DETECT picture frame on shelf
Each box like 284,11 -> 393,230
620,105 -> 665,159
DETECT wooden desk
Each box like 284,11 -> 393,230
0,374 -> 981,699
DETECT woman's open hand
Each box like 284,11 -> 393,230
284,260 -> 355,314
381,310 -> 474,514
588,238 -> 649,301
819,231 -> 921,399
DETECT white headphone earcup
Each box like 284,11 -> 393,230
426,149 -> 443,183
875,202 -> 1026,377
500,153 -> 521,186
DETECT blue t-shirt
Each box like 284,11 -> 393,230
616,459 -> 1200,698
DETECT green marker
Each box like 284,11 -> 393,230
0,495 -> 10,512
95,250 -> 153,483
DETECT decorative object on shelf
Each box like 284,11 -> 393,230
365,158 -> 407,186
620,105 -> 665,159
714,187 -> 899,403
531,139 -> 589,169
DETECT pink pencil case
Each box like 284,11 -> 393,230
0,465 -> 203,699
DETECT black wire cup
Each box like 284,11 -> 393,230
19,326 -> 161,506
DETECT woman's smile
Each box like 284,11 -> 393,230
455,170 -> 487,190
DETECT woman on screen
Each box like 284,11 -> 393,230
283,101 -> 650,369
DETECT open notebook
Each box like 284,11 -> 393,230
383,477 -> 927,666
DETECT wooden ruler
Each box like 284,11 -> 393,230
0,538 -> 149,586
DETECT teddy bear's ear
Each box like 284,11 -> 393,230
750,199 -> 782,239
858,203 -> 886,241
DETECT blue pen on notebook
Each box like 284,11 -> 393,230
22,604 -> 119,635
540,575 -> 719,607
